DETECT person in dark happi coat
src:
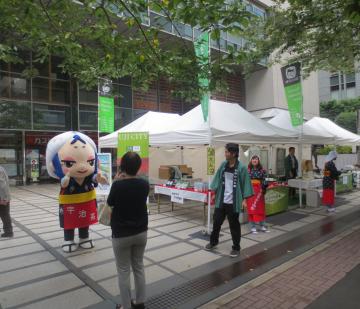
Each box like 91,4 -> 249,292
322,151 -> 341,212
204,143 -> 253,258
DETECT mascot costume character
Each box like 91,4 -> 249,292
46,131 -> 107,253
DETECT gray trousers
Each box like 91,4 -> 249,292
112,231 -> 147,309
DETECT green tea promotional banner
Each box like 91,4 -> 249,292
281,63 -> 303,127
99,96 -> 114,133
194,32 -> 210,122
117,132 -> 149,177
207,147 -> 215,175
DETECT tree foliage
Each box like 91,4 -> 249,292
316,145 -> 353,155
254,0 -> 360,76
0,0 -> 263,101
320,98 -> 360,133
335,111 -> 357,133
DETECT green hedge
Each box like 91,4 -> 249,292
316,145 -> 353,155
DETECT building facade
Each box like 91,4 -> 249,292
318,70 -> 360,103
1,0 -> 317,184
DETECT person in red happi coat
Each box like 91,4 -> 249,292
246,155 -> 270,234
322,151 -> 341,213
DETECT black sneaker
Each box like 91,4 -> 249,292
1,232 -> 13,238
229,249 -> 240,257
205,243 -> 217,251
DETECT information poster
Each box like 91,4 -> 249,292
117,132 -> 149,178
97,153 -> 112,192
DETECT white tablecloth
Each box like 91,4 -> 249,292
154,185 -> 209,203
287,178 -> 323,189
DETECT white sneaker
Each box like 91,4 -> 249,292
260,226 -> 270,233
251,227 -> 258,234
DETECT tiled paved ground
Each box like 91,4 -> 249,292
1,184 -> 359,308
201,225 -> 360,309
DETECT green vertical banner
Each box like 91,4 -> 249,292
281,62 -> 303,127
99,96 -> 114,133
117,132 -> 149,178
207,147 -> 215,175
194,32 -> 210,122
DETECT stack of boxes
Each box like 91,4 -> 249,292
158,165 -> 193,179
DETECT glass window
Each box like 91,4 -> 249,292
346,87 -> 356,99
252,5 -> 265,17
33,103 -> 71,130
51,80 -> 70,104
79,86 -> 98,105
0,50 -> 30,73
173,22 -> 193,39
33,56 -> 50,78
0,100 -> 31,129
115,107 -> 132,129
51,56 -> 69,80
346,73 -> 355,83
113,84 -> 132,108
194,28 -> 204,40
0,72 -> 30,100
227,32 -> 242,45
133,109 -> 148,120
79,88 -> 98,105
33,78 -> 70,104
79,104 -> 98,131
32,77 -> 50,102
115,76 -> 132,86
330,74 -> 339,86
150,12 -> 172,33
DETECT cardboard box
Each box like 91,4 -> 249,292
177,165 -> 188,174
159,166 -> 172,179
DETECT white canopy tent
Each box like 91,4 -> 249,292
304,117 -> 360,145
268,111 -> 360,145
99,111 -> 180,148
267,110 -> 334,144
151,100 -> 299,146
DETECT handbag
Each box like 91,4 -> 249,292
97,199 -> 113,226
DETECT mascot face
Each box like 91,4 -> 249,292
46,132 -> 98,180
58,137 -> 96,178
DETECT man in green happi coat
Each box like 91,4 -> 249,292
205,143 -> 253,257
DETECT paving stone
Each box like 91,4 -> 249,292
145,242 -> 199,262
148,217 -> 182,227
20,286 -> 103,309
0,273 -> 84,308
146,234 -> 178,250
67,247 -> 115,267
0,242 -> 45,259
162,250 -> 221,273
0,236 -> 37,249
155,221 -> 198,233
0,251 -> 55,273
0,260 -> 68,289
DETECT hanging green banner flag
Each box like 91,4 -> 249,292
99,96 -> 114,133
194,32 -> 210,122
281,63 -> 303,127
